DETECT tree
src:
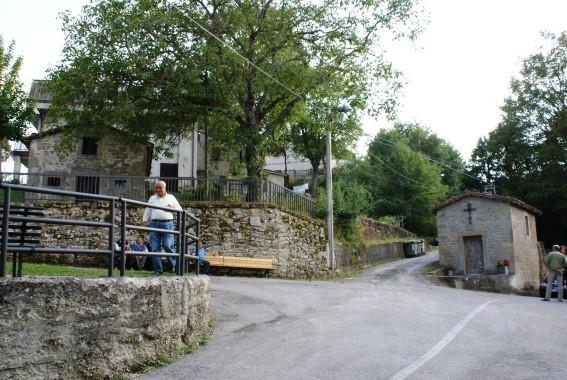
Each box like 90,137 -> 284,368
365,123 -> 458,236
466,31 -> 567,245
0,36 -> 35,174
283,100 -> 362,195
48,0 -> 424,189
326,159 -> 372,242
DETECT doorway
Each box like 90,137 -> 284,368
160,163 -> 179,193
463,235 -> 484,274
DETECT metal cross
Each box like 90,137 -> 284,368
463,201 -> 476,224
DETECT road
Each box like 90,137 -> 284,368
140,251 -> 566,380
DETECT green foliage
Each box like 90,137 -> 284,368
466,31 -> 567,245
316,161 -> 372,242
377,215 -> 399,227
365,123 -> 458,236
0,36 -> 35,170
48,0 -> 424,183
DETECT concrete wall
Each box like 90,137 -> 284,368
0,276 -> 212,379
335,242 -> 405,272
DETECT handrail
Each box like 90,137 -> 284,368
1,173 -> 317,218
0,183 -> 201,278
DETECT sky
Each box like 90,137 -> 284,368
1,0 -> 567,160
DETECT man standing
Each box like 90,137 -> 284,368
142,181 -> 182,274
543,244 -> 566,301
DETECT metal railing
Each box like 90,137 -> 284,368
0,183 -> 203,278
1,172 -> 317,218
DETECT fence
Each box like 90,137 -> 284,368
0,183 -> 202,278
1,172 -> 317,218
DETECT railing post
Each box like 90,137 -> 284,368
1,186 -> 11,277
108,199 -> 115,277
180,212 -> 186,276
120,200 -> 127,277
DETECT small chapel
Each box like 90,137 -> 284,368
430,187 -> 542,291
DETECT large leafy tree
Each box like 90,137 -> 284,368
284,100 -> 362,196
48,0 -> 423,186
0,36 -> 35,174
365,123 -> 461,236
467,31 -> 567,245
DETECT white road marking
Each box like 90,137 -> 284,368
389,299 -> 497,380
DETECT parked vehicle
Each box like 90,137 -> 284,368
539,278 -> 567,299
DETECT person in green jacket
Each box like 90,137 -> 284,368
543,245 -> 566,301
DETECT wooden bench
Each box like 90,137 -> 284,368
206,255 -> 274,277
0,205 -> 45,276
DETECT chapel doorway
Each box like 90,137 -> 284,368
464,235 -> 484,274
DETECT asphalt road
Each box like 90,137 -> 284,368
140,251 -> 567,380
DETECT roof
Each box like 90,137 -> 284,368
430,191 -> 542,216
28,80 -> 53,104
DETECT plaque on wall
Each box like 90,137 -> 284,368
250,216 -> 262,226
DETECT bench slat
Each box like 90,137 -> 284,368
222,257 -> 273,269
206,256 -> 274,270
207,256 -> 224,266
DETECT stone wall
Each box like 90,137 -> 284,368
335,242 -> 405,273
0,276 -> 211,379
28,131 -> 148,177
27,202 -> 330,279
187,203 -> 329,278
26,131 -> 149,200
25,203 -> 414,279
436,196 -> 541,291
453,274 -> 537,296
360,218 -> 416,240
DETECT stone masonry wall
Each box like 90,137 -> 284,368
28,132 -> 147,177
437,197 -> 540,292
187,203 -> 329,279
360,218 -> 416,240
27,202 -> 330,279
335,242 -> 405,273
26,203 -> 411,279
0,276 -> 212,379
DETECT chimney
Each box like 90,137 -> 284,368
484,184 -> 496,195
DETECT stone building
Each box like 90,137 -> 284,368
431,190 -> 542,291
23,128 -> 152,199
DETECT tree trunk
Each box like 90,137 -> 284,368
310,161 -> 320,197
245,142 -> 263,202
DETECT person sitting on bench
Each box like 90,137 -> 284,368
192,241 -> 210,275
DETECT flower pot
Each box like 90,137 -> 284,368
504,266 -> 509,275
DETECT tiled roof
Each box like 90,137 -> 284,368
430,191 -> 542,216
28,80 -> 52,103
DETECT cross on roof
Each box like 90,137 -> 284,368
463,201 -> 476,224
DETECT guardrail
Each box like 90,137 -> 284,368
0,183 -> 203,278
1,173 -> 317,218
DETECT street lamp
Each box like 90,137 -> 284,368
326,104 -> 350,270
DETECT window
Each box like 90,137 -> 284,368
76,176 -> 100,195
115,180 -> 127,190
47,176 -> 61,187
82,137 -> 98,155
525,215 -> 530,236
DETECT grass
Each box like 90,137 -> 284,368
10,262 -> 182,278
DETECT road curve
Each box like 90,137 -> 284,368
139,251 -> 566,380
